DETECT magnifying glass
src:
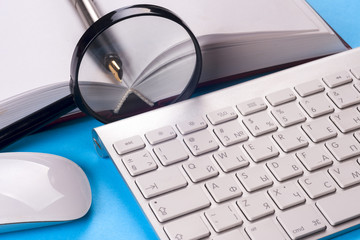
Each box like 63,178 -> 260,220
0,4 -> 202,149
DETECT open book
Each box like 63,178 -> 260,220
0,0 -> 349,129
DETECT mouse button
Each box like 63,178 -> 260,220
0,194 -> 38,225
47,161 -> 92,219
0,158 -> 65,223
0,157 -> 91,223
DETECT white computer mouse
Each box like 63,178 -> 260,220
0,152 -> 92,233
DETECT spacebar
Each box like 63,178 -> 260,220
149,185 -> 210,223
316,186 -> 360,226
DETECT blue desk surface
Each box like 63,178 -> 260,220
2,1 -> 360,239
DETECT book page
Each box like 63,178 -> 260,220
0,0 -> 84,103
98,0 -> 320,37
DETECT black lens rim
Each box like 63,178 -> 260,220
70,4 -> 202,123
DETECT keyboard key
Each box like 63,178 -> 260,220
176,117 -> 207,135
206,107 -> 238,125
267,155 -> 303,181
325,135 -> 360,161
243,111 -> 278,136
205,175 -> 242,202
205,204 -> 243,232
298,172 -> 336,199
266,88 -> 296,106
149,185 -> 210,222
271,102 -> 306,127
113,135 -> 145,155
272,128 -> 309,153
354,82 -> 360,92
316,186 -> 360,226
328,85 -> 360,109
322,70 -> 353,88
328,160 -> 360,188
277,205 -> 326,239
237,165 -> 273,192
355,131 -> 360,142
121,150 -> 157,176
245,218 -> 288,240
243,137 -> 279,162
296,145 -> 334,171
145,126 -> 176,145
330,108 -> 360,133
301,118 -> 337,143
183,156 -> 219,182
213,121 -> 248,146
351,66 -> 360,80
136,167 -> 187,198
294,79 -> 325,97
153,140 -> 189,166
213,229 -> 247,240
237,192 -> 275,221
164,215 -> 210,240
213,147 -> 250,172
236,97 -> 267,116
299,94 -> 334,118
183,130 -> 219,156
353,81 -> 360,92
268,182 -> 306,210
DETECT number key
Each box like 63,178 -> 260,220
271,103 -> 306,127
299,94 -> 334,118
243,111 -> 278,136
328,85 -> 360,109
153,140 -> 189,166
213,121 -> 248,146
183,130 -> 219,156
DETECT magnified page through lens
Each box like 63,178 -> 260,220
77,14 -> 197,121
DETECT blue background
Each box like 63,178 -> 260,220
2,0 -> 360,239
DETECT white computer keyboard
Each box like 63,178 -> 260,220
93,47 -> 360,240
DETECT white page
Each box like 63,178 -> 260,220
98,0 -> 319,37
0,0 -> 84,103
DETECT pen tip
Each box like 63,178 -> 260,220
107,57 -> 123,83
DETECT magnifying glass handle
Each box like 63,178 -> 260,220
0,95 -> 76,150
71,0 -> 101,28
71,0 -> 123,82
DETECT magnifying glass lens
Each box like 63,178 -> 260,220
77,13 -> 199,122
0,5 -> 202,150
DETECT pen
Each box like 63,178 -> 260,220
71,0 -> 123,82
